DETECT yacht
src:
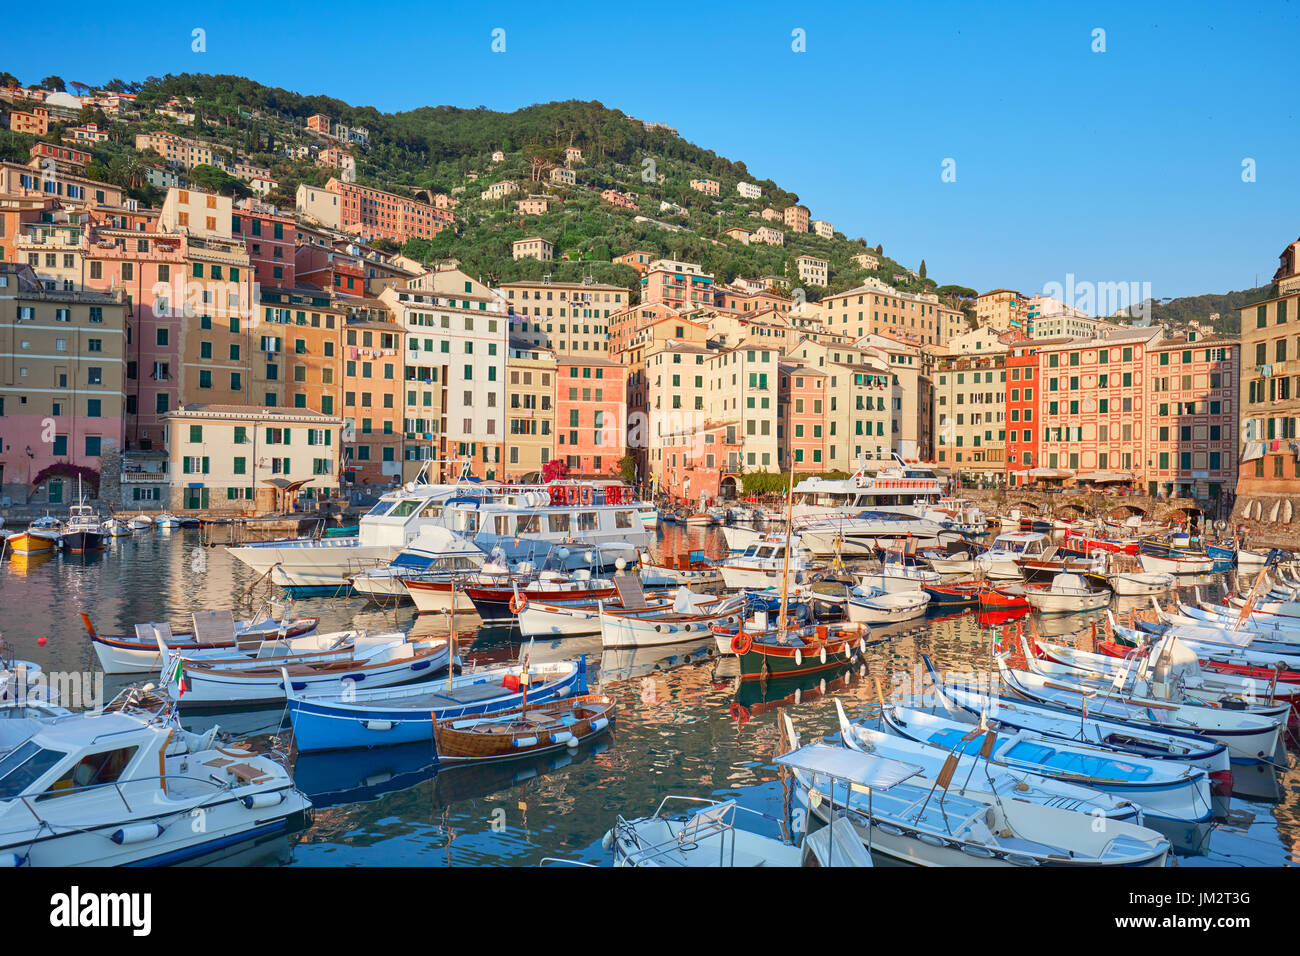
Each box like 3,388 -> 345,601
228,462 -> 652,593
719,536 -> 817,590
975,532 -> 1050,580
795,510 -> 954,557
790,455 -> 945,519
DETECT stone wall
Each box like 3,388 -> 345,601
1230,494 -> 1300,549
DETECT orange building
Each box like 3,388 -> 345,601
555,357 -> 626,476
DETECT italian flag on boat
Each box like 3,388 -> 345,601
167,654 -> 187,697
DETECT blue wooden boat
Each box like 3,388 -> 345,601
285,656 -> 588,753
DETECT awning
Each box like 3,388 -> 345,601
1075,471 -> 1136,483
776,743 -> 923,792
261,478 -> 313,494
1025,467 -> 1073,478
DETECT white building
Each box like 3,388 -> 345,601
737,182 -> 761,200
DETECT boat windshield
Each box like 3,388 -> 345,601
365,499 -> 399,518
0,741 -> 66,799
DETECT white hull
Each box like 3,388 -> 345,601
402,580 -> 478,613
599,600 -> 743,648
1110,572 -> 1174,596
1023,590 -> 1110,614
856,568 -> 941,594
639,565 -> 724,587
719,566 -> 807,591
228,540 -> 402,588
846,591 -> 929,624
1139,554 -> 1214,575
518,601 -> 603,637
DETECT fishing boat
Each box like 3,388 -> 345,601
870,701 -> 1213,834
831,706 -> 1147,824
782,725 -> 1169,868
1110,570 -> 1174,595
0,688 -> 311,866
1031,637 -> 1300,717
975,532 -> 1048,579
4,526 -> 60,555
127,514 -> 154,530
1065,529 -> 1139,555
846,587 -> 930,625
921,580 -> 985,607
603,794 -> 873,867
82,608 -> 321,675
599,589 -> 745,648
464,570 -> 617,622
1016,547 -> 1105,583
997,660 -> 1284,762
518,587 -> 678,638
730,623 -> 868,680
285,657 -> 589,753
978,585 -> 1029,612
1019,573 -> 1110,614
100,517 -> 132,538
59,482 -> 104,553
154,512 -> 182,530
684,512 -> 714,526
718,536 -> 817,590
433,694 -> 615,762
161,632 -> 449,706
638,550 -> 723,587
920,657 -> 1234,791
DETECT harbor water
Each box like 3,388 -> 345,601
1,523 -> 1296,866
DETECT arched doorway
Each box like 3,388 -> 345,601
720,476 -> 738,500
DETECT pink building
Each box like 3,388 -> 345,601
1143,338 -> 1238,500
232,199 -> 297,288
555,357 -> 626,476
779,363 -> 828,471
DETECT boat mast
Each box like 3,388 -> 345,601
778,467 -> 796,639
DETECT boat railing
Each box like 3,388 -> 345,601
13,769 -> 252,825
614,795 -> 777,866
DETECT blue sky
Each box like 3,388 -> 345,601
8,0 -> 1297,302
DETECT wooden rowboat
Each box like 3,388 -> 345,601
433,694 -> 615,762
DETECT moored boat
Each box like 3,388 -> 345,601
433,694 -> 615,762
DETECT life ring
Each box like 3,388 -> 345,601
509,593 -> 528,614
731,633 -> 753,655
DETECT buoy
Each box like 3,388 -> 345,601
37,637 -> 46,647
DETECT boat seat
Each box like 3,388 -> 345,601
225,762 -> 269,784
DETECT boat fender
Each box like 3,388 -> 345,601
550,731 -> 575,745
363,719 -> 395,731
795,649 -> 803,666
683,624 -> 692,632
819,647 -> 827,665
512,736 -> 539,748
601,830 -> 614,851
110,823 -> 165,845
590,717 -> 609,732
859,638 -> 866,653
242,791 -> 286,809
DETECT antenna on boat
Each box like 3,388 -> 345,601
777,467 -> 796,640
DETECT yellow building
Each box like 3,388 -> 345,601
504,340 -> 557,479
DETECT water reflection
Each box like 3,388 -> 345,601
0,525 -> 1294,865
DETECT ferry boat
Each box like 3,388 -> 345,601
227,462 -> 652,594
789,455 -> 945,519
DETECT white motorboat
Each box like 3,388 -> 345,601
997,660 -> 1284,763
160,632 -> 450,706
719,537 -> 817,591
599,590 -> 745,648
869,702 -> 1212,832
638,550 -> 723,587
923,549 -> 978,574
518,589 -> 676,638
603,795 -> 872,867
127,514 -> 154,529
796,513 -> 950,557
1020,573 -> 1110,614
154,512 -> 182,530
100,517 -> 132,538
1110,570 -> 1174,595
781,725 -> 1169,868
346,526 -> 489,606
845,587 -> 930,624
0,690 -> 310,866
228,464 -> 651,593
789,455 -> 945,520
975,532 -> 1048,580
1139,552 -> 1214,575
856,550 -> 941,593
720,525 -> 766,552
